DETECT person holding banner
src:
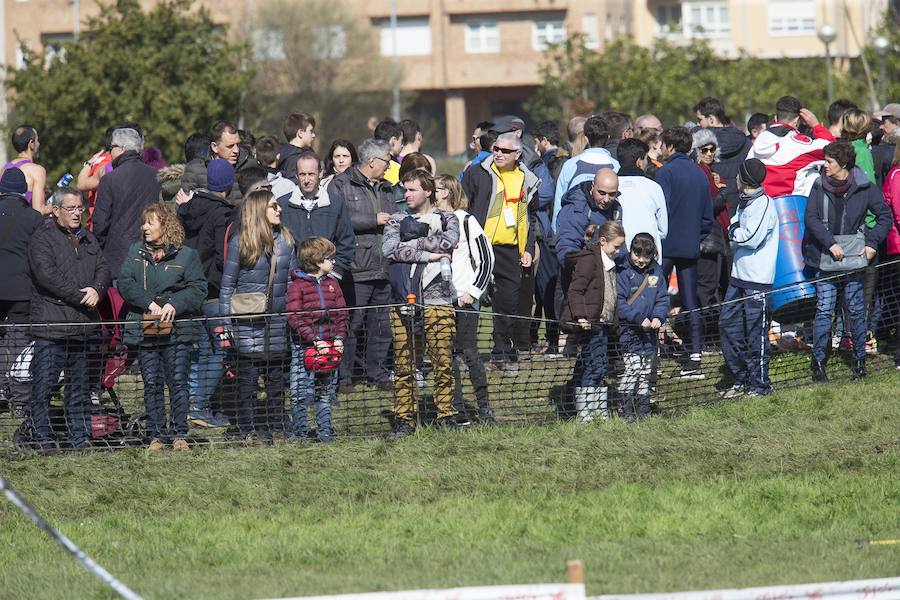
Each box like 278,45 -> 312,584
802,142 -> 892,382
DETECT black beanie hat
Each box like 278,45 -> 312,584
739,158 -> 767,189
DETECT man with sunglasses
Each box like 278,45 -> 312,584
28,187 -> 111,450
462,132 -> 541,374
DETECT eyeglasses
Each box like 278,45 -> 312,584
59,205 -> 84,213
700,146 -> 717,154
372,156 -> 391,165
594,190 -> 621,199
492,146 -> 518,155
267,203 -> 281,211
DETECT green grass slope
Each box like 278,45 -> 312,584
1,374 -> 898,599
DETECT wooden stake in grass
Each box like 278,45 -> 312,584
567,560 -> 585,584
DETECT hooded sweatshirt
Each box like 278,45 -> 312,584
728,187 -> 779,289
747,123 -> 828,198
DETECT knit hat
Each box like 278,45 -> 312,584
0,168 -> 28,195
206,159 -> 234,193
738,158 -> 767,189
775,95 -> 802,116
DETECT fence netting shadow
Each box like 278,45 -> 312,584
1,258 -> 898,452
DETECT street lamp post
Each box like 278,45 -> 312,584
818,24 -> 837,107
874,35 -> 890,110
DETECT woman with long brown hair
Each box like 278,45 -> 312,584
219,190 -> 296,441
118,203 -> 208,450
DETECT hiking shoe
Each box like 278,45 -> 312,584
811,358 -> 828,383
476,409 -> 497,426
390,420 -> 415,439
673,360 -> 705,380
719,384 -> 746,399
436,414 -> 472,430
148,438 -> 165,451
172,438 -> 191,452
189,409 -> 228,428
851,358 -> 867,381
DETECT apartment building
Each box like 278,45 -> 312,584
1,0 -> 890,157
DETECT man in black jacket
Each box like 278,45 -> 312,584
28,187 -> 111,450
327,138 -> 396,392
176,159 -> 236,428
92,127 -> 161,278
0,168 -> 43,415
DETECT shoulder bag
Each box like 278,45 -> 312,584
818,193 -> 867,272
231,241 -> 278,315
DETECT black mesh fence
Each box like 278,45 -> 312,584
1,258 -> 899,452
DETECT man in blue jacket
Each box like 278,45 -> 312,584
657,127 -> 714,379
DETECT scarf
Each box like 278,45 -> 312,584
738,187 -> 766,209
822,173 -> 852,198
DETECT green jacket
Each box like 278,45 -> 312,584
117,241 -> 208,346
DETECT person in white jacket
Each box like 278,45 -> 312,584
435,175 -> 497,423
615,138 -> 668,261
718,159 -> 779,399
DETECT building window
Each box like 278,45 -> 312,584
313,25 -> 346,59
581,13 -> 599,49
655,3 -> 682,36
768,0 -> 816,35
683,1 -> 730,37
15,41 -> 30,70
252,28 -> 285,61
465,20 -> 500,53
379,18 -> 431,56
532,19 -> 566,51
39,33 -> 73,67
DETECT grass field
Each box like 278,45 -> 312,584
1,372 -> 898,600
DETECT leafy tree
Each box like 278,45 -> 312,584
244,0 -> 404,151
7,0 -> 250,179
526,35 -> 868,129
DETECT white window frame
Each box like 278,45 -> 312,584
252,28 -> 285,61
532,19 -> 566,51
465,20 -> 500,54
654,3 -> 683,37
379,17 -> 431,56
682,0 -> 730,38
581,14 -> 599,49
768,0 -> 816,36
313,25 -> 347,59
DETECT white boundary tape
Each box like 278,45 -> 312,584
266,583 -> 586,600
1,475 -> 144,600
589,576 -> 900,600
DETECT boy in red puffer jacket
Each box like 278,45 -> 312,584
286,237 -> 348,443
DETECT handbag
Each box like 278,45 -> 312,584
818,193 -> 868,272
142,313 -> 174,336
231,243 -> 278,315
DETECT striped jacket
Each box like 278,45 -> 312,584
449,209 -> 495,301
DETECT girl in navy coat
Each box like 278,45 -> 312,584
616,233 -> 669,421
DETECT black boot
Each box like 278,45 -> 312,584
637,395 -> 652,419
851,358 -> 866,381
811,358 -> 828,383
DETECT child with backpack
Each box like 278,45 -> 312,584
561,221 -> 626,422
616,233 -> 669,421
286,237 -> 348,443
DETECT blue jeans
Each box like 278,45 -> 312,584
573,327 -> 608,387
139,342 -> 192,440
188,300 -> 225,413
719,284 -> 772,394
662,257 -> 703,356
30,339 -> 91,445
290,342 -> 336,442
813,272 -> 866,362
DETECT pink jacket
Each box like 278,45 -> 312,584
883,166 -> 900,255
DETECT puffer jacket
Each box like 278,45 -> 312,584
616,260 -> 669,355
28,220 -> 111,341
554,180 -> 622,264
327,166 -> 396,282
219,230 -> 296,355
286,270 -> 349,343
560,245 -> 616,331
117,241 -> 208,346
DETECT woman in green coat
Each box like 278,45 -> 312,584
118,204 -> 207,450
